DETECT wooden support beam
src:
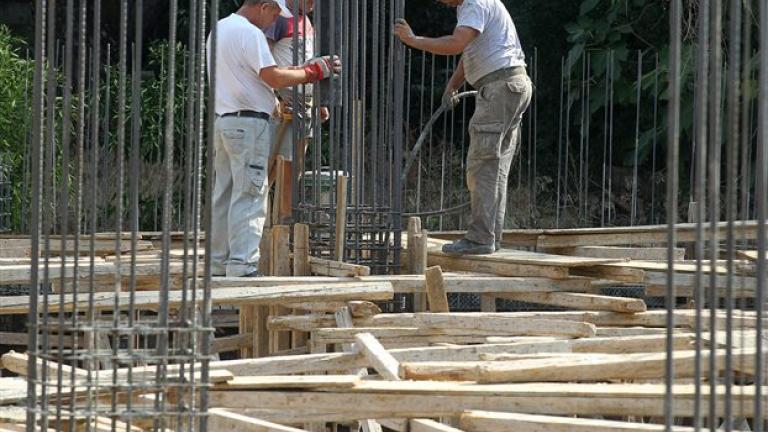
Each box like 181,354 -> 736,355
334,175 -> 348,261
425,266 -> 450,313
208,408 -> 307,432
214,332 -> 253,355
458,411 -> 694,432
220,375 -> 361,390
408,217 -> 429,312
240,307 -> 255,358
495,292 -> 647,313
270,226 -> 292,353
271,156 -> 286,227
293,224 -> 310,277
309,256 -> 370,277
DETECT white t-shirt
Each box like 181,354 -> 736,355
457,0 -> 526,86
207,13 -> 278,115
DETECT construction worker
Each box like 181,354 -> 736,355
207,0 -> 340,277
394,0 -> 532,255
264,0 -> 329,224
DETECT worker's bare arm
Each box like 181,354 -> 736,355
445,57 -> 466,93
394,19 -> 478,55
260,66 -> 311,89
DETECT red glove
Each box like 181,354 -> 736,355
303,55 -> 341,83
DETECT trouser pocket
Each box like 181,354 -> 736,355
244,151 -> 268,196
468,121 -> 506,160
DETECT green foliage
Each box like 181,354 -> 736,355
0,25 -> 33,230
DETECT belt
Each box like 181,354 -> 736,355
220,110 -> 271,120
473,66 -> 527,89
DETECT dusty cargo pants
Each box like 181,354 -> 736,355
210,116 -> 270,277
465,74 -> 533,246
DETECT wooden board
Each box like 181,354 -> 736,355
220,375 -> 360,390
309,257 -> 370,277
536,220 -> 762,248
208,408 -> 307,432
400,348 -> 761,383
459,411 -> 694,432
210,274 -> 592,294
208,381 -> 765,418
0,282 -> 393,315
496,291 -> 647,313
553,246 -> 686,261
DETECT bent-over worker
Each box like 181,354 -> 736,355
395,0 -> 532,255
207,0 -> 340,277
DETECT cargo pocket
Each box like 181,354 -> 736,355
244,152 -> 268,196
468,121 -> 506,160
222,128 -> 246,141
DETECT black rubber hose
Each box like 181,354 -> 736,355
401,90 -> 478,184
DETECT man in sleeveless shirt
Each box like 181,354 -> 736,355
395,0 -> 532,255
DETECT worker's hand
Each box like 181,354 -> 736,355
394,18 -> 416,46
303,55 -> 342,83
320,106 -> 330,123
441,88 -> 460,110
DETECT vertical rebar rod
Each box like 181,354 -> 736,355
631,50 -> 643,227
665,0 -> 682,428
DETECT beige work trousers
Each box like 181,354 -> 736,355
465,74 -> 533,246
210,116 -> 271,277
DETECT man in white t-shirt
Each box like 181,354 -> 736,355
395,0 -> 532,255
207,0 -> 340,277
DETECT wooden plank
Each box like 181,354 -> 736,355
644,271 -> 759,297
554,246 -> 686,261
220,375 -> 361,390
0,282 -> 394,315
0,261 -> 190,286
208,382 -> 765,418
569,265 -> 646,283
309,256 -> 370,277
459,411 -> 694,432
293,224 -> 311,277
270,226 -> 292,353
400,348 -> 762,383
410,419 -> 465,432
208,408 -> 307,432
214,332 -> 253,354
495,291 -> 647,313
428,230 -> 541,248
210,274 -> 593,295
408,217 -> 428,312
425,266 -> 450,313
334,174 -> 348,260
281,300 -> 381,316
427,254 -> 570,279
355,333 -> 401,380
240,306 -> 255,358
536,220 -> 762,248
334,306 -> 383,432
268,310 -> 754,333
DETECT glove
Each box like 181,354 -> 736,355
303,55 -> 342,83
442,89 -> 460,110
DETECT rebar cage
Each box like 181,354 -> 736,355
22,0 -> 215,430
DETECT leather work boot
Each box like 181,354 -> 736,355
442,238 -> 495,256
495,242 -> 501,252
241,270 -> 264,277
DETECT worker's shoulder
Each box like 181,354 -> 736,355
219,14 -> 265,39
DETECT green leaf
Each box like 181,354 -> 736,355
579,0 -> 601,15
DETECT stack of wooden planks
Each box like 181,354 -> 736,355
1,220 -> 765,431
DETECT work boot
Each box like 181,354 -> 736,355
442,238 -> 494,256
241,270 -> 264,278
495,242 -> 501,252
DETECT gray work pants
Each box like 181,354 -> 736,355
211,116 -> 271,277
465,74 -> 533,246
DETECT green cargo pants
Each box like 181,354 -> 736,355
465,73 -> 533,246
